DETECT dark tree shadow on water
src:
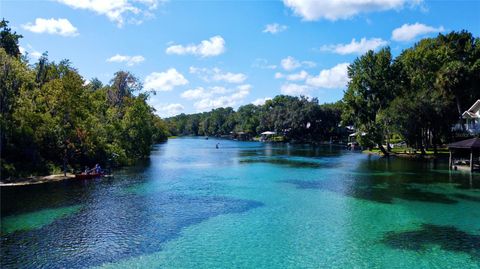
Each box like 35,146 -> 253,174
282,179 -> 458,204
239,158 -> 338,169
453,193 -> 480,202
382,224 -> 480,260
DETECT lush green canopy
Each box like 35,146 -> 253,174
0,21 -> 169,179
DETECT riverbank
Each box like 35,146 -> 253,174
0,174 -> 76,187
363,148 -> 449,159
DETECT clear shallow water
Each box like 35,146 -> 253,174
1,137 -> 480,269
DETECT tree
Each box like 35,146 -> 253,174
0,19 -> 22,58
1,48 -> 170,179
235,104 -> 260,135
108,71 -> 141,108
343,48 -> 401,155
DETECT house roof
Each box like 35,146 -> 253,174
462,99 -> 480,119
448,137 -> 480,149
349,132 -> 367,137
462,111 -> 479,119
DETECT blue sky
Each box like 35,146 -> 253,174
3,0 -> 480,117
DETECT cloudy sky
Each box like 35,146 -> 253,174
5,0 -> 480,117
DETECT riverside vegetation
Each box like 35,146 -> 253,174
167,30 -> 480,157
0,20 -> 169,180
1,17 -> 479,180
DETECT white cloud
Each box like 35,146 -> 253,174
302,61 -> 316,68
280,83 -> 311,96
252,58 -> 277,69
252,97 -> 272,106
166,36 -> 226,57
181,87 -> 209,100
193,84 -> 251,111
144,68 -> 188,92
278,63 -> 350,96
22,18 -> 78,37
106,54 -> 145,66
20,44 -> 43,59
189,67 -> 246,84
286,70 -> 309,81
320,38 -> 388,55
212,71 -> 247,84
281,56 -> 301,71
306,62 -> 350,89
263,23 -> 288,34
57,0 -> 162,26
392,22 -> 445,42
280,56 -> 316,71
283,0 -> 421,21
274,72 -> 284,79
30,50 -> 43,59
210,86 -> 228,94
156,103 -> 184,117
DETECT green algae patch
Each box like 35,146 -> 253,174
1,205 -> 82,235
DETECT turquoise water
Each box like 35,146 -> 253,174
1,137 -> 480,268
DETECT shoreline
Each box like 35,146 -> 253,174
363,150 -> 449,159
0,174 -> 76,187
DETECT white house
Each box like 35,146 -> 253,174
458,99 -> 480,135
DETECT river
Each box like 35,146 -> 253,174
1,137 -> 479,268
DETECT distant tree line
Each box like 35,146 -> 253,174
0,19 -> 169,179
166,96 -> 346,142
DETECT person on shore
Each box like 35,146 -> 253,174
84,166 -> 90,175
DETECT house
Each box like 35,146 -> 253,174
456,99 -> 480,135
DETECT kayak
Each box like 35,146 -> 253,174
75,173 -> 104,179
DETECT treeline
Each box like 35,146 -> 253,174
166,96 -> 345,142
343,30 -> 480,155
0,20 -> 169,179
167,30 -> 480,156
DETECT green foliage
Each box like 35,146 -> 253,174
343,47 -> 400,154
388,31 -> 480,152
166,95 -> 344,142
344,31 -> 480,154
0,42 -> 169,179
0,19 -> 22,58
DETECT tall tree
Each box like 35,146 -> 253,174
343,47 -> 399,155
0,19 -> 22,58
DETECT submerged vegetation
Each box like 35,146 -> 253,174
0,20 -> 169,180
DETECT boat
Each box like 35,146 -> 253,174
75,173 -> 104,179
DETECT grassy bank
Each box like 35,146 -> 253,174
363,147 -> 449,159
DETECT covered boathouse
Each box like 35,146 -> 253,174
448,137 -> 480,172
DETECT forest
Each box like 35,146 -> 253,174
1,20 -> 169,179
